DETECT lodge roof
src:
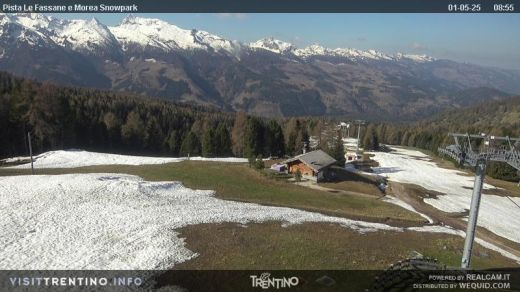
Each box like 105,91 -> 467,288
282,149 -> 337,172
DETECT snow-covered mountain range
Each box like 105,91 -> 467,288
0,13 -> 518,119
0,13 -> 432,62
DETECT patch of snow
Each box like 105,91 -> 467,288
1,156 -> 30,164
144,58 -> 156,63
0,173 -> 400,269
4,150 -> 249,169
383,195 -> 434,223
371,146 -> 520,244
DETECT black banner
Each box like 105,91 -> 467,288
0,0 -> 519,13
1,269 -> 520,291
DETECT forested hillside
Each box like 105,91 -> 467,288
0,72 -> 293,160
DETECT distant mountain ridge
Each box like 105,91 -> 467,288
0,13 -> 519,120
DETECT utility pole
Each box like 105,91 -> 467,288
439,133 -> 520,268
28,132 -> 34,175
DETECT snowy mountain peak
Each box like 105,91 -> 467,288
10,13 -> 55,30
120,13 -> 137,25
249,37 -> 295,54
294,44 -> 330,58
110,15 -> 239,54
0,13 -> 119,54
56,18 -> 120,53
119,15 -> 170,27
395,53 -> 435,62
0,13 -> 435,63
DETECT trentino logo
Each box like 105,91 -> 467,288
250,272 -> 299,289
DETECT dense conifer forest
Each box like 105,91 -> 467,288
0,72 -> 293,160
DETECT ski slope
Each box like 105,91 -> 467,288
371,146 -> 520,244
1,173 -> 518,269
0,173 -> 399,269
4,150 -> 248,169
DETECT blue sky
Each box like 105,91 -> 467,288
52,13 -> 520,70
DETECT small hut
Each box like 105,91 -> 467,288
282,150 -> 337,182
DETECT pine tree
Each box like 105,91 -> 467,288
202,128 -> 216,157
321,130 -> 345,167
145,116 -> 164,152
215,123 -> 232,157
332,130 -> 346,166
244,117 -> 264,158
363,124 -> 379,151
266,120 -> 285,157
180,131 -> 201,156
102,112 -> 121,149
166,130 -> 180,155
231,111 -> 247,157
121,111 -> 146,150
285,118 -> 301,155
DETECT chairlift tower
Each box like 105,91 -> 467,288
354,120 -> 365,154
438,133 -> 520,269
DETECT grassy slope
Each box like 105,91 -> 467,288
320,167 -> 383,196
176,222 -> 516,270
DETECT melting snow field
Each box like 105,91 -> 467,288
1,173 -> 518,269
0,173 -> 402,269
4,150 -> 248,169
371,146 -> 520,244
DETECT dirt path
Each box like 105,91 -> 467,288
388,181 -> 520,261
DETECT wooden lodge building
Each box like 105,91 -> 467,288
283,149 -> 337,182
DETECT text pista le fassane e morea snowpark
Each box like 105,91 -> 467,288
2,3 -> 138,13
